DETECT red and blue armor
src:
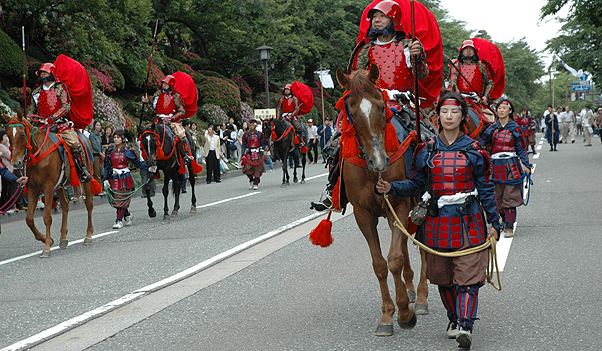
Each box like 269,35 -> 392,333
103,146 -> 147,193
242,131 -> 265,164
389,134 -> 501,249
152,91 -> 185,123
480,121 -> 531,185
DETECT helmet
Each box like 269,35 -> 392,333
36,63 -> 56,76
460,39 -> 476,52
283,84 -> 292,94
368,0 -> 403,32
161,75 -> 176,87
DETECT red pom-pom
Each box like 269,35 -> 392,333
90,178 -> 103,195
190,160 -> 203,175
309,212 -> 334,248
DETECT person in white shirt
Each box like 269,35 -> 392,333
203,125 -> 222,183
582,106 -> 594,146
559,106 -> 575,143
306,119 -> 319,164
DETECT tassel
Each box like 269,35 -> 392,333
191,160 -> 203,174
384,122 -> 400,152
309,211 -> 334,247
271,131 -> 277,141
90,178 -> 103,195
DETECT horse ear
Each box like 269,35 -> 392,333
368,64 -> 380,84
336,69 -> 351,89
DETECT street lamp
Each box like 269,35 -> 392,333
256,45 -> 272,108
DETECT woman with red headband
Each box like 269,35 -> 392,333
479,99 -> 532,238
376,92 -> 501,349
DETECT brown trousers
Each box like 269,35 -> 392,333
426,250 -> 488,287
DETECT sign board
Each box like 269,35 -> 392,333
254,108 -> 276,120
571,81 -> 592,92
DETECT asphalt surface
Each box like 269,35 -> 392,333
3,135 -> 602,350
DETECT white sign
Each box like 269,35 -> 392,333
254,108 -> 276,120
314,69 -> 335,89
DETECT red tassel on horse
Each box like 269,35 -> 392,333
384,122 -> 400,153
190,160 -> 203,174
309,211 -> 334,248
90,178 -> 103,195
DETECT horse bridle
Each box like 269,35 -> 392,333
343,95 -> 369,160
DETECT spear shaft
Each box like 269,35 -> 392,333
410,0 -> 421,143
21,26 -> 27,115
139,19 -> 160,130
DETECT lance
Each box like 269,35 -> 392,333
410,0 -> 421,143
21,26 -> 27,116
139,19 -> 160,131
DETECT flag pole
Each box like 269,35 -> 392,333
21,26 -> 27,115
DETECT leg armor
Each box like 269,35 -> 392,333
310,133 -> 341,212
456,285 -> 480,331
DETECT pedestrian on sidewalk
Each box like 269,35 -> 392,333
306,119 -> 319,164
203,125 -> 222,183
103,130 -> 149,229
480,99 -> 532,238
89,121 -> 104,193
545,105 -> 559,151
376,93 -> 502,350
594,108 -> 602,144
559,106 -> 575,144
583,106 -> 594,146
241,119 -> 266,190
317,118 -> 334,163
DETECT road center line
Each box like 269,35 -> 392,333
305,172 -> 328,181
196,192 -> 260,208
1,211 -> 330,351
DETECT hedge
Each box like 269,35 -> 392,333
0,29 -> 22,78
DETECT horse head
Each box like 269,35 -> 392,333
3,113 -> 31,170
336,65 -> 390,172
140,131 -> 158,167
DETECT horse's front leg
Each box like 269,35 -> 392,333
83,182 -> 94,245
189,167 -> 197,213
25,188 -> 46,243
40,188 -> 55,258
354,207 -> 396,336
57,188 -> 69,249
171,175 -> 180,217
292,151 -> 299,183
387,214 -> 417,329
300,152 -> 307,184
162,177 -> 170,220
144,180 -> 156,218
281,153 -> 289,186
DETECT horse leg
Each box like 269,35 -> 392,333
25,188 -> 46,243
414,248 -> 429,315
40,188 -> 55,258
83,182 -> 94,245
300,152 -> 306,184
354,208 -> 395,336
293,152 -> 299,183
189,167 -> 197,213
57,188 -> 69,249
401,234 -> 416,303
146,186 -> 156,218
162,176 -> 170,220
171,173 -> 180,217
281,153 -> 289,186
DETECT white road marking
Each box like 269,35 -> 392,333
536,144 -> 543,151
305,172 -> 328,181
538,140 -> 544,145
196,192 -> 260,209
496,222 -> 517,272
1,211 -> 328,351
0,193 -> 264,267
0,231 -> 118,267
533,153 -> 540,159
531,163 -> 537,175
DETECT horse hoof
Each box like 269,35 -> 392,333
59,240 -> 69,249
163,214 -> 170,221
190,206 -> 197,214
40,249 -> 51,258
374,323 -> 394,337
415,303 -> 429,315
300,179 -> 305,184
407,290 -> 417,303
293,178 -> 298,183
398,313 -> 417,329
83,238 -> 93,246
148,209 -> 157,218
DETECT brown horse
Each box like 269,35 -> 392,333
336,66 -> 428,336
5,115 -> 94,257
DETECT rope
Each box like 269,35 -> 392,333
383,194 -> 502,291
104,177 -> 151,208
0,185 -> 24,214
523,173 -> 533,206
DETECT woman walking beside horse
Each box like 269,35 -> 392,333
377,92 -> 502,349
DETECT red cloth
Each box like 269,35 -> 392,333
471,38 -> 506,100
290,81 -> 314,115
172,72 -> 198,118
53,54 -> 93,129
356,0 -> 443,108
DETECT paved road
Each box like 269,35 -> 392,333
3,136 -> 602,350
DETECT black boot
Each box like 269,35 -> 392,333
73,153 -> 91,183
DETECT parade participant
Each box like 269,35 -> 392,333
30,63 -> 91,182
376,92 -> 502,349
545,105 -> 560,151
559,106 -> 575,144
517,108 -> 537,154
582,107 -> 594,146
276,84 -> 306,159
142,75 -> 194,164
103,130 -> 149,229
447,40 -> 493,105
595,108 -> 602,144
480,99 -> 532,238
311,0 -> 427,211
241,119 -> 266,190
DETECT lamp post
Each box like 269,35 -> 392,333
256,45 -> 272,108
